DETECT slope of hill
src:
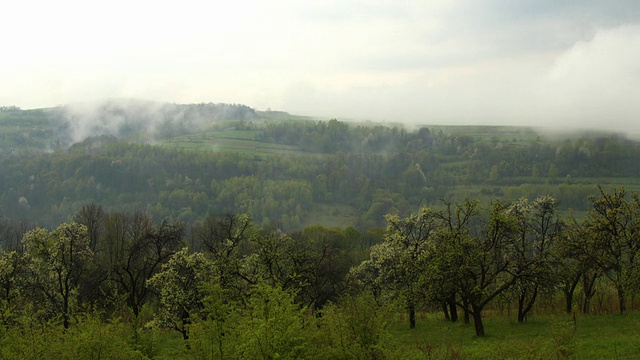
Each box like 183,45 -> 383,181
1,100 -> 640,230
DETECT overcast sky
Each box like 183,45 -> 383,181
2,0 -> 640,132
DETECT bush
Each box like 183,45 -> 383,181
314,292 -> 395,359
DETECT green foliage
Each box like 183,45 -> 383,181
4,111 -> 640,230
236,282 -> 313,360
583,187 -> 640,314
22,223 -> 93,328
187,280 -> 240,359
315,292 -> 395,360
147,248 -> 214,339
0,307 -> 143,360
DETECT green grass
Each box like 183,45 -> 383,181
150,311 -> 640,359
159,130 -> 305,155
389,312 -> 640,359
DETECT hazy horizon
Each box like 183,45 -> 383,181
2,1 -> 640,134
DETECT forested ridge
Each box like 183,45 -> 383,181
2,102 -> 640,357
2,102 -> 640,229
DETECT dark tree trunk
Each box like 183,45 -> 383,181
563,275 -> 580,314
63,292 -> 70,330
517,290 -> 526,323
462,297 -> 470,324
582,294 -> 591,315
472,306 -> 485,337
409,304 -> 416,329
517,287 -> 538,323
449,299 -> 459,323
441,302 -> 450,321
564,288 -> 575,314
582,272 -> 597,315
618,286 -> 626,315
181,330 -> 191,349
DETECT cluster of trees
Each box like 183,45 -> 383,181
0,187 -> 638,354
352,187 -> 640,336
0,205 -> 383,357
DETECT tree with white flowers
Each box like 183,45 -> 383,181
22,223 -> 93,329
147,248 -> 214,341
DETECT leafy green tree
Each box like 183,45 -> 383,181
147,248 -> 214,341
237,282 -> 312,359
187,279 -> 240,359
431,200 -> 521,336
554,216 -> 602,314
0,250 -> 26,306
354,207 -> 440,329
508,196 -> 562,322
426,199 -> 480,324
22,222 -> 93,329
583,187 -> 640,314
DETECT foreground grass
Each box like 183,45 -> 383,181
390,312 -> 640,359
4,310 -> 638,359
153,311 -> 640,359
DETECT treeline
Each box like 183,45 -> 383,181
0,188 -> 639,358
0,137 -> 447,228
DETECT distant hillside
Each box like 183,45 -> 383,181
0,99 -> 277,153
2,99 -> 640,230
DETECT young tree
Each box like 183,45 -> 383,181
187,279 -> 240,359
554,216 -> 602,314
73,203 -> 105,253
237,282 -> 312,359
0,249 -> 27,325
427,198 -> 480,324
508,196 -> 562,322
193,213 -> 254,301
441,200 -> 521,336
316,292 -> 393,359
353,207 -> 440,329
147,248 -> 213,341
103,212 -> 184,316
583,187 -> 640,314
22,223 -> 93,329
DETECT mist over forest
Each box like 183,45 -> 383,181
1,99 -> 640,230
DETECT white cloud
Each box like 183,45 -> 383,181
1,0 -> 640,135
535,25 -> 640,133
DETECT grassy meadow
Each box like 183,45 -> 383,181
159,129 -> 304,155
387,312 -> 640,359
142,310 -> 640,359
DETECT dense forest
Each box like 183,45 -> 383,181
1,101 -> 640,231
2,101 -> 640,358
